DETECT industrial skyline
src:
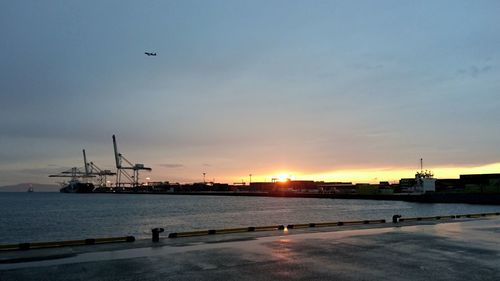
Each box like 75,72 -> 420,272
1,1 -> 500,185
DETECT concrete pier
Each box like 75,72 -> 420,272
1,217 -> 500,280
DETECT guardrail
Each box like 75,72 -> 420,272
0,236 -> 135,251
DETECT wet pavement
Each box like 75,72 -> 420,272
1,218 -> 500,280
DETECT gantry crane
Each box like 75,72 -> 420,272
49,149 -> 114,186
112,135 -> 152,188
49,166 -> 95,183
82,149 -> 116,187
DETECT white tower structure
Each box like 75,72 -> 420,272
414,158 -> 436,193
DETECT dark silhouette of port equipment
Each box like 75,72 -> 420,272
49,167 -> 94,181
49,150 -> 115,191
112,135 -> 152,188
144,52 -> 157,56
82,149 -> 115,187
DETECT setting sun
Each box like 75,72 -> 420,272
274,173 -> 296,182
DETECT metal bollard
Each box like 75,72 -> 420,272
392,215 -> 402,223
152,228 -> 164,242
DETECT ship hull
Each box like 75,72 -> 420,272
60,182 -> 95,193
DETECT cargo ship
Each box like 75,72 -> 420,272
59,179 -> 95,193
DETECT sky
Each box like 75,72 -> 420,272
1,0 -> 500,186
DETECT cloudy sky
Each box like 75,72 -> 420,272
1,0 -> 500,185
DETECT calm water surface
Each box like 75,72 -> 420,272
1,192 -> 499,243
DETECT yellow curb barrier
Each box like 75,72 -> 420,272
0,236 -> 135,251
395,212 -> 500,223
287,219 -> 386,229
168,225 -> 284,238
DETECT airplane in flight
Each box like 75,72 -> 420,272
145,52 -> 157,56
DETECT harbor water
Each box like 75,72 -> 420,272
1,192 -> 499,244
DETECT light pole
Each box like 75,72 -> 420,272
249,174 -> 252,185
203,173 -> 206,184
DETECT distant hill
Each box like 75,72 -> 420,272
0,183 -> 60,192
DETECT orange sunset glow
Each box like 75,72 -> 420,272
235,162 -> 500,184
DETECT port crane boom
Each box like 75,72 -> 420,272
112,135 -> 152,188
49,167 -> 95,181
82,149 -> 115,187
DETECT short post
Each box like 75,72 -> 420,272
392,215 -> 402,223
152,228 -> 164,242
